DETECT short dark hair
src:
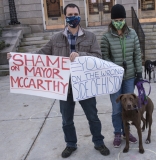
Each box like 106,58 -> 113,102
64,3 -> 80,15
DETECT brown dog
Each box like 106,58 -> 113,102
116,93 -> 154,154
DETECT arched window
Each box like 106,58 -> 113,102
141,0 -> 155,11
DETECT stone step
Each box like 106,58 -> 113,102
0,70 -> 9,76
144,49 -> 156,60
145,54 -> 156,60
145,44 -> 156,50
20,40 -> 49,46
23,29 -> 107,38
145,32 -> 156,36
0,65 -> 9,70
142,28 -> 153,32
145,36 -> 156,40
23,32 -> 54,38
2,30 -> 22,38
22,31 -> 105,42
145,40 -> 156,44
141,25 -> 154,29
18,47 -> 40,53
18,44 -> 45,50
22,36 -> 51,42
3,24 -> 31,35
145,49 -> 156,54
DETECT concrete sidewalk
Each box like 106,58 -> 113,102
0,75 -> 156,160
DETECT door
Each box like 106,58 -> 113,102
43,0 -> 65,30
138,0 -> 156,23
86,0 -> 114,26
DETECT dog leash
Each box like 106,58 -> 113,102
136,80 -> 151,108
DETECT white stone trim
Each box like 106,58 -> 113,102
137,0 -> 138,17
41,0 -> 65,30
41,0 -> 46,30
84,0 -> 88,27
63,0 -> 66,26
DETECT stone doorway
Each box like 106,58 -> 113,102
43,0 -> 65,30
86,0 -> 114,26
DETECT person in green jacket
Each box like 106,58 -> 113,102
101,4 -> 143,148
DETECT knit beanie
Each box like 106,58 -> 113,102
111,4 -> 126,19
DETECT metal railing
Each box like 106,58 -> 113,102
8,0 -> 20,25
131,7 -> 145,63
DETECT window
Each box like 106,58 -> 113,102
141,0 -> 155,11
103,0 -> 113,13
88,0 -> 99,15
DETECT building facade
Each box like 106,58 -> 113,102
0,0 -> 156,33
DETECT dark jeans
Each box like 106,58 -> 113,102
60,91 -> 104,148
110,78 -> 135,135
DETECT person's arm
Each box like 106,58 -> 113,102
78,34 -> 102,59
133,31 -> 142,74
100,34 -> 111,61
33,37 -> 53,55
7,37 -> 53,60
133,31 -> 143,85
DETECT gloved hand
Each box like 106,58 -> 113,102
134,72 -> 143,85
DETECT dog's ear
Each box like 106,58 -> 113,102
116,94 -> 124,103
131,93 -> 137,99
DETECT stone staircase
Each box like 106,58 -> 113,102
2,25 -> 156,76
17,27 -> 108,53
142,24 -> 156,60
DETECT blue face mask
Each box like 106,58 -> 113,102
66,16 -> 81,28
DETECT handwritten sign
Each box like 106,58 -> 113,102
9,52 -> 70,100
70,56 -> 124,101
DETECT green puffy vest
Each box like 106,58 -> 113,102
101,27 -> 142,80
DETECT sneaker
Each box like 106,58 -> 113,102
113,134 -> 121,148
61,146 -> 77,158
94,145 -> 110,156
123,133 -> 137,143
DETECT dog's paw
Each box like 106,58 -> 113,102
139,148 -> 144,154
123,148 -> 129,153
145,139 -> 151,144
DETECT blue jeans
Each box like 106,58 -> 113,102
110,78 -> 135,135
60,90 -> 104,148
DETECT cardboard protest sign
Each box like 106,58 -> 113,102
70,56 -> 124,101
9,52 -> 70,100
